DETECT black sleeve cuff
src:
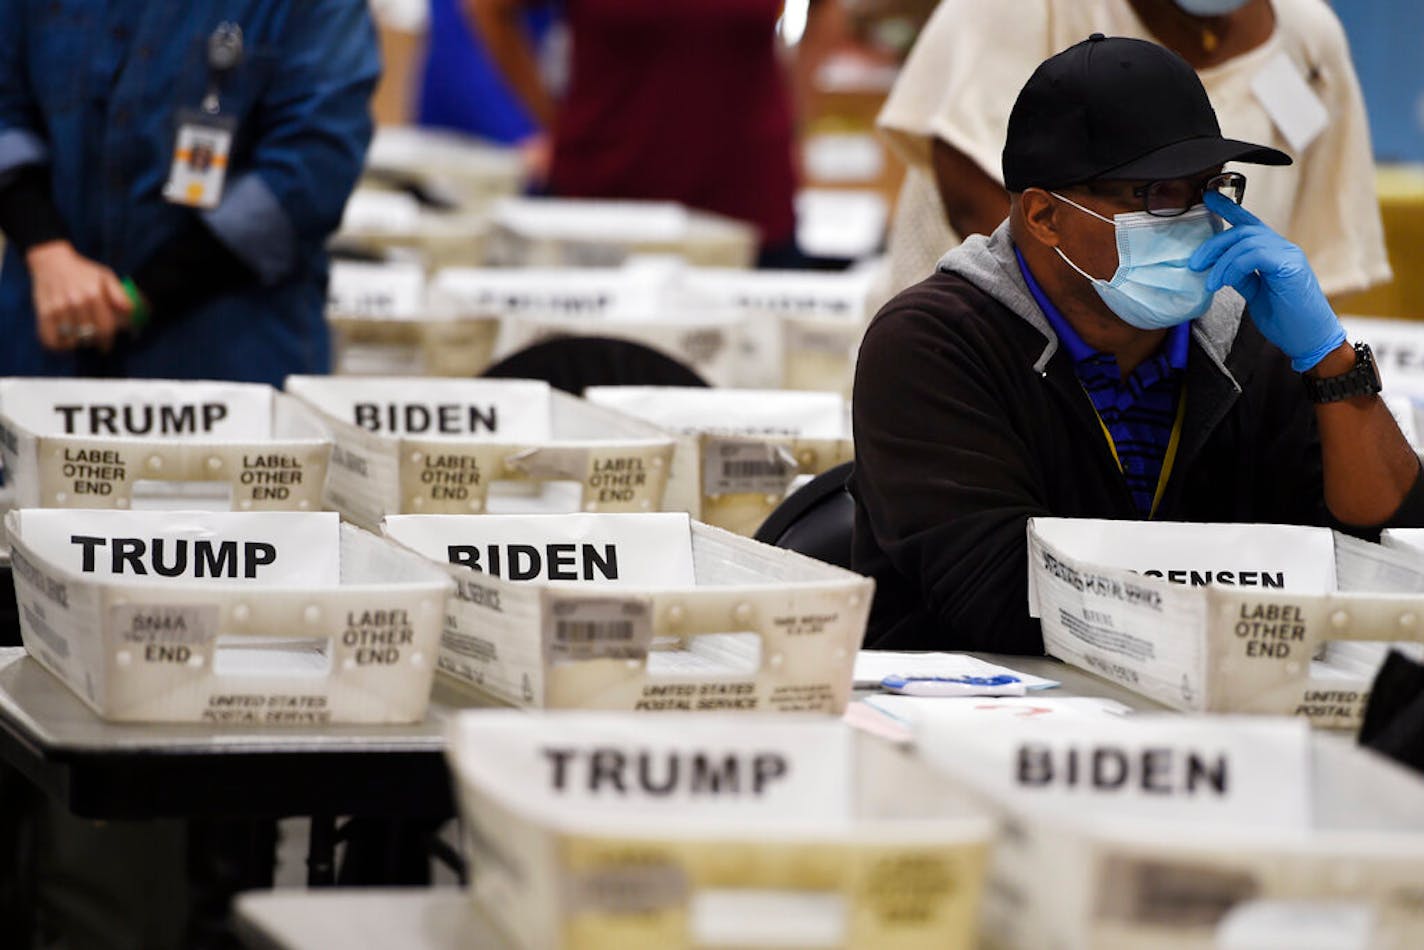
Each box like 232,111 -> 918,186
131,216 -> 258,322
0,165 -> 67,252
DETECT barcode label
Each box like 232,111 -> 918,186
722,459 -> 789,479
703,439 -> 799,496
543,596 -> 651,660
555,619 -> 634,644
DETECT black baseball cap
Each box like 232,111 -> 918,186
1002,34 -> 1291,192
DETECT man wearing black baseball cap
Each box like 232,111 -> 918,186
852,34 -> 1424,654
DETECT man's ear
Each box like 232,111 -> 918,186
1018,188 -> 1061,247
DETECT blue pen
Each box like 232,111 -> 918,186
881,673 -> 1028,697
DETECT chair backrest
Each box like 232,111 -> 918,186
753,461 -> 856,571
480,335 -> 709,395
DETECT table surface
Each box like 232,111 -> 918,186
0,646 -> 496,819
235,889 -> 502,950
0,646 -> 1162,819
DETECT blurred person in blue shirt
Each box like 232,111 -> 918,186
418,0 -> 556,145
0,0 -> 380,386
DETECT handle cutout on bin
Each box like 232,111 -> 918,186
645,632 -> 762,679
212,636 -> 332,677
130,479 -> 235,511
486,480 -> 584,514
1314,640 -> 1424,678
690,889 -> 846,948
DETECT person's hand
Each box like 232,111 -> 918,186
25,240 -> 133,352
1190,191 -> 1345,373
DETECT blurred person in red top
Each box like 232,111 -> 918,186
472,0 -> 813,266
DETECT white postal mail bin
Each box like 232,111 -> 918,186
327,260 -> 500,377
1027,518 -> 1424,728
679,268 -> 873,393
917,714 -> 1424,950
335,188 -> 493,270
363,125 -> 525,212
0,378 -> 330,513
447,712 -> 994,950
382,512 -> 872,713
6,509 -> 453,724
486,198 -> 756,269
286,376 -> 675,531
431,266 -> 746,387
583,386 -> 854,536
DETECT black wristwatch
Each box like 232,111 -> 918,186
1302,342 -> 1383,404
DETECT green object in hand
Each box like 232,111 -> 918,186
121,277 -> 151,331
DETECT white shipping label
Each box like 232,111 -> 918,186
383,512 -> 695,586
543,595 -> 654,661
286,377 -> 551,441
15,509 -> 340,587
703,440 -> 799,496
327,261 -> 426,320
1028,527 -> 1210,708
110,603 -> 219,647
452,713 -> 853,825
0,379 -> 273,440
1343,316 -> 1424,400
916,713 -> 1311,829
585,387 -> 846,439
1250,51 -> 1328,154
1028,519 -> 1336,593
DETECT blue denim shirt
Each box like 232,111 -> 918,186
0,0 -> 380,384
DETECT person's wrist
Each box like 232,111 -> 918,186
1303,340 -> 1357,380
24,239 -> 73,268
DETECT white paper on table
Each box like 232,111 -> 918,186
853,651 -> 1060,690
16,509 -> 340,587
383,512 -> 695,587
842,699 -> 913,744
864,694 -> 1131,727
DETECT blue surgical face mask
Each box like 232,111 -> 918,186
1050,193 -> 1222,330
1174,0 -> 1250,15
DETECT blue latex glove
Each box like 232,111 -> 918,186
1190,190 -> 1346,372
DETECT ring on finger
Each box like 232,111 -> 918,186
56,323 -> 75,340
75,324 -> 97,342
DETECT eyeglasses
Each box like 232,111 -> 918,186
1130,172 -> 1247,217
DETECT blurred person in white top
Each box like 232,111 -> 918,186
876,0 -> 1390,300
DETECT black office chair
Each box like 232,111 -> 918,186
754,460 -> 856,571
481,335 -> 709,395
0,567 -> 18,649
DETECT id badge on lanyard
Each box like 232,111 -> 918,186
163,22 -> 243,210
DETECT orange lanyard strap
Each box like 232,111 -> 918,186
1088,389 -> 1187,520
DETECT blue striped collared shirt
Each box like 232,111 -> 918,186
1015,247 -> 1189,517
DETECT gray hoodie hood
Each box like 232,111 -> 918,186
936,220 -> 1245,388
